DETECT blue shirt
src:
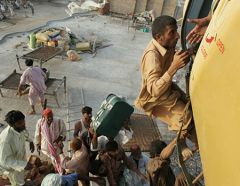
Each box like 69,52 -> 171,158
61,173 -> 78,186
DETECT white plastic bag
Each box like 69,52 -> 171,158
67,50 -> 80,61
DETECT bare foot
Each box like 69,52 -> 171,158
28,110 -> 36,115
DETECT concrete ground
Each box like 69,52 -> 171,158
0,1 -> 203,185
0,0 -> 182,146
0,1 -> 68,41
0,1 -> 166,151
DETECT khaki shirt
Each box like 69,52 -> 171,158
135,39 -> 180,115
147,140 -> 176,186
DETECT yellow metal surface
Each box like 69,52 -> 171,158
190,0 -> 240,185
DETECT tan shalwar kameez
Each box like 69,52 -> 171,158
135,39 -> 192,132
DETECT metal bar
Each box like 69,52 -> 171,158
176,101 -> 193,186
0,88 -> 3,97
16,55 -> 22,70
53,77 -> 65,93
81,88 -> 85,106
54,91 -> 60,108
67,88 -> 71,157
68,118 -> 80,123
68,111 -> 82,115
64,76 -> 67,95
67,104 -> 84,108
40,60 -> 43,68
60,104 -> 84,109
192,172 -> 204,185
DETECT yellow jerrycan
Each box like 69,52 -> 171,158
190,0 -> 240,185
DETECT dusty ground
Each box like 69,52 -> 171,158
0,1 -> 203,184
0,1 -> 156,152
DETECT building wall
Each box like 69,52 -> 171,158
135,0 -> 148,13
146,0 -> 164,16
109,0 -> 137,15
161,0 -> 177,16
109,0 -> 179,17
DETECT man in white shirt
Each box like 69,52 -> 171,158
35,108 -> 66,174
0,110 -> 34,186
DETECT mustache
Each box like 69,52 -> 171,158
17,127 -> 26,132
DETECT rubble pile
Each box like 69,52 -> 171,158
29,27 -> 111,61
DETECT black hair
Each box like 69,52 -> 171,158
105,140 -> 118,152
82,106 -> 92,114
5,110 -> 25,127
150,139 -> 167,157
152,15 -> 177,39
41,68 -> 47,73
25,59 -> 33,66
89,160 -> 108,177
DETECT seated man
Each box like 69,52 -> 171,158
147,139 -> 199,186
74,106 -> 92,138
135,15 -> 198,159
127,144 -> 149,186
17,59 -> 47,115
0,110 -> 34,186
147,139 -> 176,186
99,140 -> 146,186
35,108 -> 66,174
60,137 -> 89,186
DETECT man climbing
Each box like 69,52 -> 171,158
135,15 -> 198,159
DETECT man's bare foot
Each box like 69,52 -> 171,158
28,110 -> 36,115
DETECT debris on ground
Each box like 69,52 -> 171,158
130,10 -> 154,31
67,49 -> 80,61
135,10 -> 156,23
66,0 -> 109,16
26,26 -> 112,61
76,42 -> 91,51
33,28 -> 69,49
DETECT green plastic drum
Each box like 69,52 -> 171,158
29,33 -> 36,49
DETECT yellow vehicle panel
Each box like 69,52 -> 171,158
190,0 -> 240,185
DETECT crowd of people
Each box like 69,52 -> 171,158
0,107 -> 196,186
